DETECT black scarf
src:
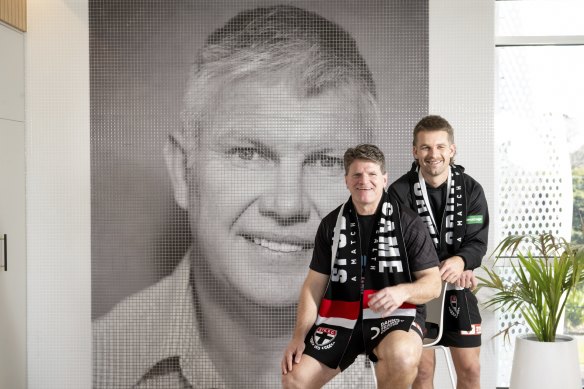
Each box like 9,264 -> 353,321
304,192 -> 416,369
408,162 -> 472,331
408,162 -> 467,255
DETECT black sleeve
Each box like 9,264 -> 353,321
399,207 -> 440,273
457,177 -> 490,270
309,209 -> 338,275
388,175 -> 414,209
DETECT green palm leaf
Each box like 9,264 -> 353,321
477,233 -> 584,342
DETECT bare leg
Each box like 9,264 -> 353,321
281,354 -> 340,389
412,348 -> 436,389
450,346 -> 480,389
373,330 -> 423,389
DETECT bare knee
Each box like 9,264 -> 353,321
389,347 -> 419,372
451,347 -> 481,388
375,352 -> 419,389
376,338 -> 420,370
282,369 -> 324,389
456,358 -> 480,383
375,331 -> 422,387
281,371 -> 303,389
281,355 -> 338,389
415,352 -> 436,383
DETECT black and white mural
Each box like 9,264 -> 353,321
90,1 -> 428,387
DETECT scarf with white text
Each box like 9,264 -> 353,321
409,163 -> 466,255
304,192 -> 417,369
408,162 -> 472,331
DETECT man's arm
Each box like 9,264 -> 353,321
439,179 -> 489,283
456,179 -> 489,270
456,269 -> 478,289
438,255 -> 466,284
388,176 -> 413,209
368,205 -> 441,315
367,267 -> 441,317
281,269 -> 329,374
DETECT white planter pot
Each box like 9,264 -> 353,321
510,334 -> 581,389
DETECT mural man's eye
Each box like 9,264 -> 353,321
228,147 -> 265,161
305,154 -> 343,169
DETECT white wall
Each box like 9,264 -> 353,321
0,21 -> 27,389
26,1 -> 91,387
429,2 -> 496,388
25,0 -> 496,387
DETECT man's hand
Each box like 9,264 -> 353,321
281,338 -> 305,375
367,286 -> 407,317
439,256 -> 465,284
456,269 -> 477,290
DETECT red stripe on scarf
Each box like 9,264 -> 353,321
318,298 -> 360,320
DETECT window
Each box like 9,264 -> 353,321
495,1 -> 584,386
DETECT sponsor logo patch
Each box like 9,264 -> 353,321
460,324 -> 482,336
370,318 -> 404,340
466,215 -> 483,224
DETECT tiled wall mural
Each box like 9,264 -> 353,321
90,1 -> 428,387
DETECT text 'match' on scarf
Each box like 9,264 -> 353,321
304,193 -> 417,369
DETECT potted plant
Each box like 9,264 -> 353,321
477,232 -> 584,389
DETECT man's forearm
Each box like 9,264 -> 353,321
291,270 -> 329,340
292,297 -> 318,340
398,267 -> 441,304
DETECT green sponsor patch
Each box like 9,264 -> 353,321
466,215 -> 483,224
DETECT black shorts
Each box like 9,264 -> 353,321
439,289 -> 482,348
337,313 -> 425,371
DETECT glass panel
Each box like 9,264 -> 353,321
496,45 -> 584,387
496,0 -> 584,36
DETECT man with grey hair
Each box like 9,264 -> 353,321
282,144 -> 441,389
94,5 -> 383,388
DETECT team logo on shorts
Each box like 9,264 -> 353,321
310,327 -> 337,350
448,295 -> 460,318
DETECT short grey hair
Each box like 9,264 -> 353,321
343,144 -> 386,175
180,5 -> 379,145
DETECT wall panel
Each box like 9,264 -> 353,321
0,0 -> 26,32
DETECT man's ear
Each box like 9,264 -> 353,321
164,134 -> 189,210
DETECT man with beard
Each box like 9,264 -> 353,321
389,115 -> 489,389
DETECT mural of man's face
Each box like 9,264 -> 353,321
167,78 -> 367,305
